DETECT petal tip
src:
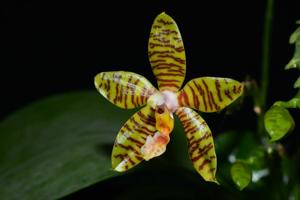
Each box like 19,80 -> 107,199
94,73 -> 103,88
209,178 -> 220,185
156,11 -> 173,21
202,175 -> 219,184
112,162 -> 126,172
159,11 -> 167,16
112,167 -> 123,172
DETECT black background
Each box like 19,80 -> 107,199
1,1 -> 300,199
2,1 -> 299,120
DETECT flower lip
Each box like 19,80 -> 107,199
141,131 -> 170,161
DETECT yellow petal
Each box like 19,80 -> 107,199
178,77 -> 243,112
148,12 -> 186,92
112,106 -> 156,172
95,71 -> 157,109
176,107 -> 218,183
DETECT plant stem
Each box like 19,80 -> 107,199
258,0 -> 274,135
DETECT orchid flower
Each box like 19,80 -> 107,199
94,12 -> 243,183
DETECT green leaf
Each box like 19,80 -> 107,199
294,76 -> 300,88
275,90 -> 300,108
276,99 -> 300,108
0,91 -> 136,200
264,105 -> 295,142
289,26 -> 300,44
286,25 -> 300,70
230,161 -> 252,191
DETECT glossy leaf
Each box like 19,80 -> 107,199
178,77 -> 243,113
176,107 -> 217,183
112,106 -> 156,171
0,91 -> 135,200
285,25 -> 300,70
264,105 -> 295,142
94,71 -> 157,109
231,161 -> 252,191
148,12 -> 186,92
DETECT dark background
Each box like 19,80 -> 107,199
1,1 -> 300,199
1,1 -> 299,120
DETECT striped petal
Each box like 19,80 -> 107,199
176,107 -> 217,183
178,77 -> 243,113
148,12 -> 186,92
94,71 -> 157,109
112,106 -> 156,171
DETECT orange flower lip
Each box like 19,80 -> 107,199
155,104 -> 174,135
